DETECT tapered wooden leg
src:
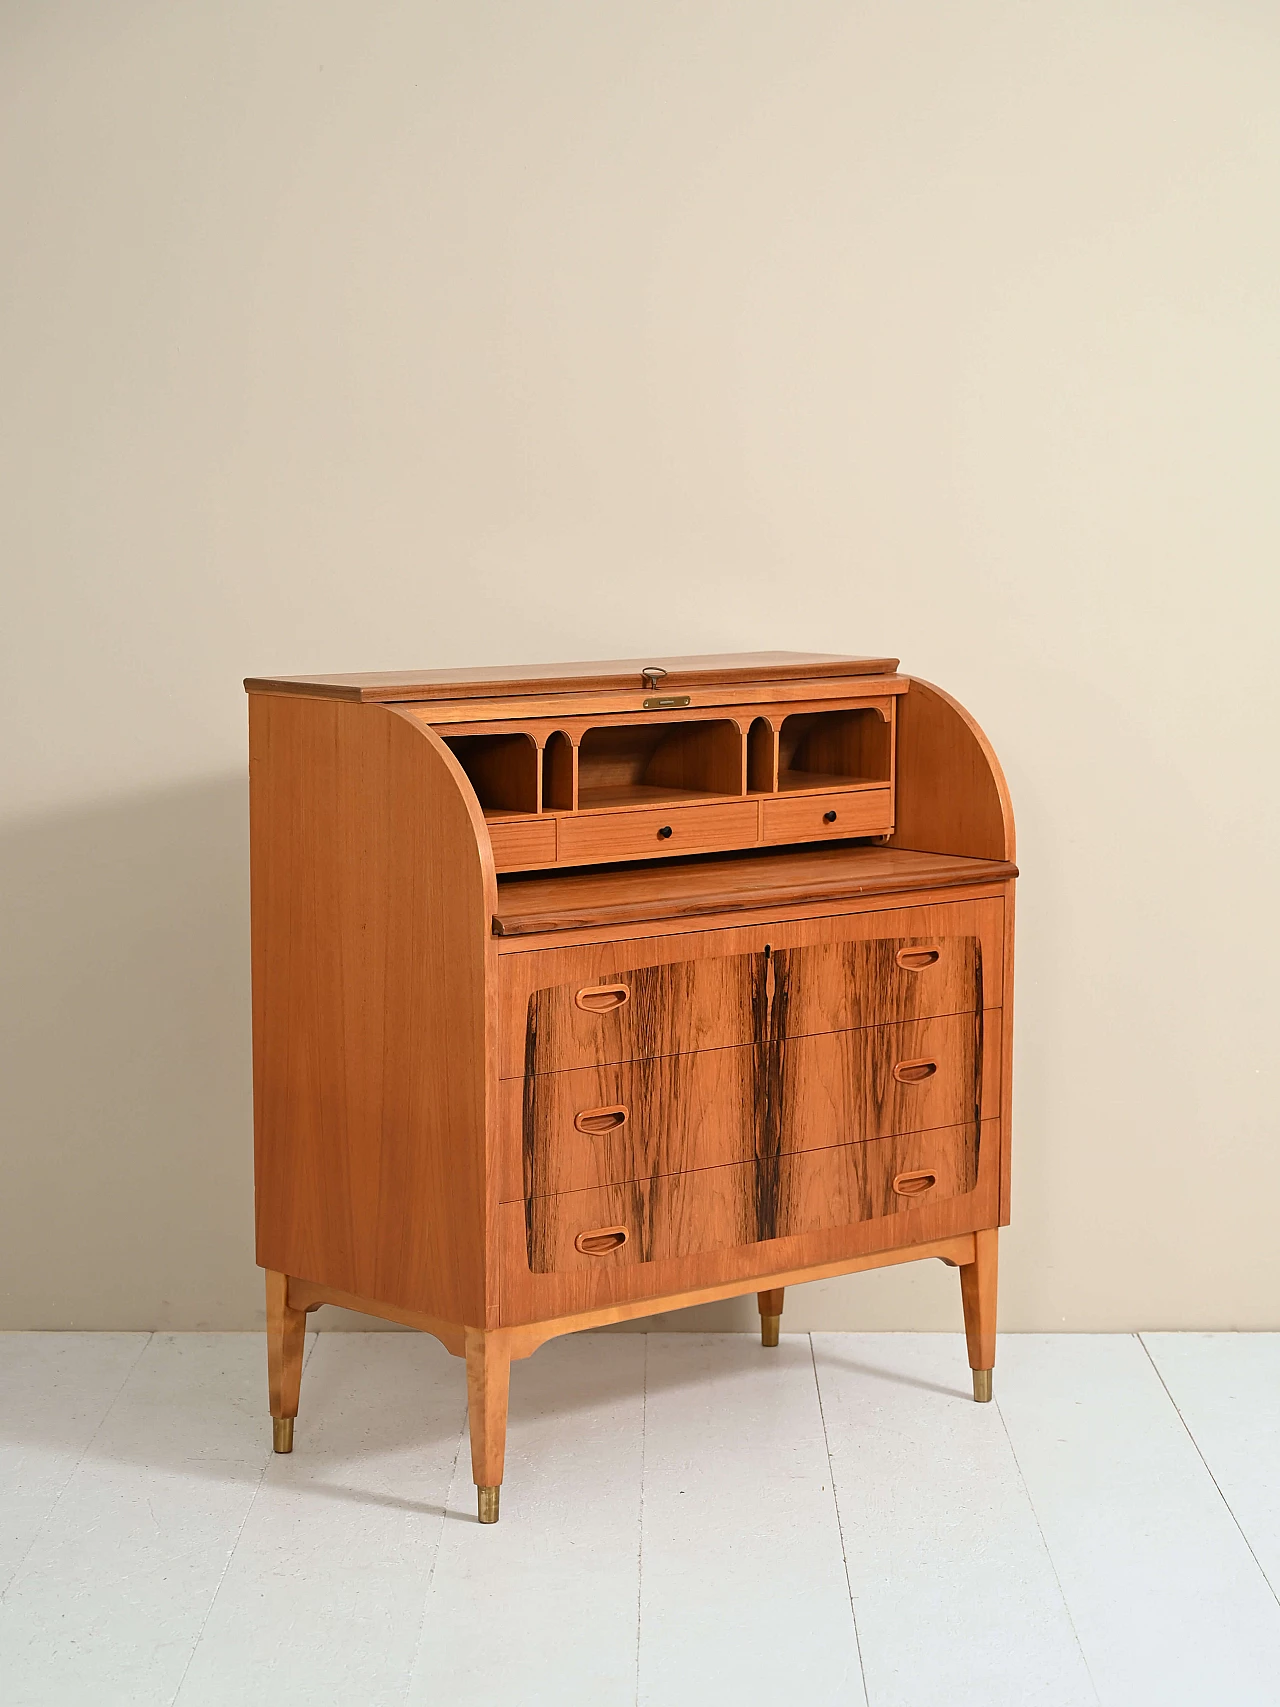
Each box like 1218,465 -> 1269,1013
265,1269 -> 306,1450
757,1288 -> 784,1348
959,1229 -> 998,1401
466,1329 -> 511,1524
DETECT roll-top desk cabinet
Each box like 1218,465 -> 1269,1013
246,652 -> 1016,1523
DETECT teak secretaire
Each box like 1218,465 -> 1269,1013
245,651 -> 1016,1523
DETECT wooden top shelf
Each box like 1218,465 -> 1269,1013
244,651 -> 901,703
492,845 -> 1017,937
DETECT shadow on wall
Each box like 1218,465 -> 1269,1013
0,773 -> 770,1335
0,776 -> 259,1329
0,774 -> 967,1336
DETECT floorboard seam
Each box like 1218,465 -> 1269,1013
991,1361 -> 1102,1706
634,1334 -> 648,1707
809,1334 -> 870,1706
167,1330 -> 325,1704
0,1329 -> 154,1605
1137,1332 -> 1280,1612
168,1449 -> 273,1703
403,1398 -> 468,1706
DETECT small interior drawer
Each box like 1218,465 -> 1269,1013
760,787 -> 892,845
556,799 -> 759,866
488,817 -> 556,871
521,1121 -> 985,1274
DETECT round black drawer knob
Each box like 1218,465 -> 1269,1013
823,809 -> 838,824
657,825 -> 674,840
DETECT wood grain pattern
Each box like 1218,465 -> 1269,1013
265,1269 -> 306,1422
502,1010 -> 1000,1202
389,674 -> 911,723
510,1041 -> 758,1202
249,693 -> 495,1325
522,1124 -> 982,1274
999,878 -> 1016,1226
420,693 -> 900,746
404,691 -> 907,872
499,1120 -> 999,1323
488,818 -> 556,871
775,1011 -> 999,1154
776,930 -> 988,1039
760,788 -> 893,842
443,731 -> 540,814
492,847 -> 1016,938
504,906 -> 1000,1077
747,716 -> 778,792
960,1227 -> 998,1371
777,703 -> 893,788
247,653 -> 1015,1503
277,1235 -> 976,1354
503,1233 -> 976,1354
244,651 -> 902,702
542,730 -> 575,811
518,948 -> 759,1078
465,1329 -> 511,1490
557,799 -> 760,865
501,884 -> 1013,960
576,718 -> 743,804
889,678 -> 1016,861
268,1236 -> 982,1362
286,1275 -> 467,1355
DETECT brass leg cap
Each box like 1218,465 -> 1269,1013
477,1485 -> 500,1524
761,1315 -> 781,1348
273,1416 -> 295,1453
973,1369 -> 993,1403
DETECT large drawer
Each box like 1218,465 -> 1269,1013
499,898 -> 1004,1077
500,1010 -> 1000,1202
522,1122 -> 983,1274
778,1009 -> 997,1159
509,953 -> 760,1081
503,1041 -> 758,1202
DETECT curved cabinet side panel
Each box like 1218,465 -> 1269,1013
251,696 -> 493,1324
889,678 -> 1015,862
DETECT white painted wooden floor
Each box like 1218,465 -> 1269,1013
1,1332 -> 1278,1706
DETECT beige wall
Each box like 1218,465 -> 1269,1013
2,2 -> 1277,1334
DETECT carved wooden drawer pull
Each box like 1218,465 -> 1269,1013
893,1058 -> 939,1084
892,1170 -> 938,1197
574,1226 -> 629,1255
573,1105 -> 629,1136
896,946 -> 941,971
574,983 -> 631,1014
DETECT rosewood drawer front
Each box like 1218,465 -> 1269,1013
504,1044 -> 759,1202
760,788 -> 893,844
557,800 -> 760,866
522,1122 -> 984,1274
774,933 -> 986,1039
512,952 -> 761,1079
503,904 -> 1000,1078
500,1009 -> 1001,1203
776,1010 -> 999,1156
